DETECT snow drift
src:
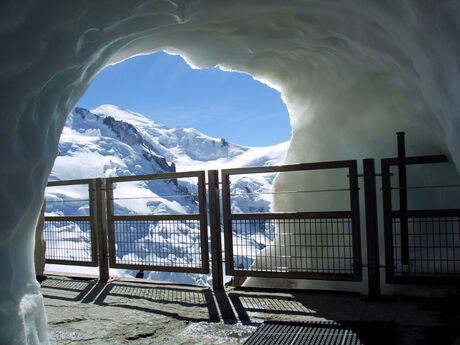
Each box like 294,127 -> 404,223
1,1 -> 460,344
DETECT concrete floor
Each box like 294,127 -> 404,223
41,275 -> 460,345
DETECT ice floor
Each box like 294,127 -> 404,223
41,275 -> 460,345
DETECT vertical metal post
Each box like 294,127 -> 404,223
381,159 -> 396,283
95,178 -> 110,280
88,181 -> 99,267
197,172 -> 210,273
397,132 -> 409,265
363,159 -> 380,297
208,170 -> 224,289
105,179 -> 115,269
348,161 -> 362,280
221,170 -> 234,276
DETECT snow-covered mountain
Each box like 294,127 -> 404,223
46,105 -> 288,285
52,105 -> 287,178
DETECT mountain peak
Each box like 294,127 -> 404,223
57,105 -> 287,178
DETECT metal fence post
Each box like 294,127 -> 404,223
208,170 -> 224,289
397,132 -> 409,265
95,178 -> 110,280
363,159 -> 381,297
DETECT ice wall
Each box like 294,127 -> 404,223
1,0 -> 460,343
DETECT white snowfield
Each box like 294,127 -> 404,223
53,104 -> 288,178
1,1 -> 460,344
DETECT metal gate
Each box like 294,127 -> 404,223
221,160 -> 362,281
105,171 -> 209,274
381,153 -> 460,284
43,179 -> 98,267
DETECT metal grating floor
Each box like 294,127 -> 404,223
244,321 -> 394,345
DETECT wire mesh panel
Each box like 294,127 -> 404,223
231,216 -> 355,277
106,171 -> 209,273
112,218 -> 204,271
44,180 -> 98,266
391,213 -> 460,280
44,219 -> 93,263
222,161 -> 362,281
382,156 -> 460,284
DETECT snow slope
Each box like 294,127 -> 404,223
51,105 -> 287,177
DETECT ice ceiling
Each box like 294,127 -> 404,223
1,0 -> 460,343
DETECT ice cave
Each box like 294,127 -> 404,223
1,1 -> 460,344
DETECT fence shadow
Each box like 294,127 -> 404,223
40,277 -> 96,302
41,277 -> 460,345
228,289 -> 399,345
229,291 -> 317,323
89,281 -> 221,323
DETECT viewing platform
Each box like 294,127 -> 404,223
41,274 -> 459,345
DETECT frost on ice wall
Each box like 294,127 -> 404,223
1,1 -> 460,344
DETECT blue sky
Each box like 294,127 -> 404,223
78,52 -> 291,146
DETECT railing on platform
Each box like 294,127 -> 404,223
44,179 -> 98,267
221,161 -> 363,282
42,133 -> 460,295
105,171 -> 209,274
381,154 -> 460,284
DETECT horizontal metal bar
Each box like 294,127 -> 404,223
391,209 -> 460,218
222,160 -> 356,176
109,262 -> 209,274
229,188 -> 354,197
390,184 -> 460,190
348,173 -> 393,177
105,171 -> 202,183
382,154 -> 448,167
46,199 -> 90,203
387,275 -> 460,285
113,194 -> 199,200
228,211 -> 352,220
45,259 -> 98,267
45,216 -> 91,221
110,214 -> 201,221
228,268 -> 361,281
47,179 -> 93,186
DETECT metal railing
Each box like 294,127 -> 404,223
105,171 -> 209,274
42,135 -> 460,294
44,179 -> 98,267
221,160 -> 363,281
381,154 -> 460,284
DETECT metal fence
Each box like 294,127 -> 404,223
44,179 -> 98,266
221,161 -> 362,281
105,171 -> 209,274
42,133 -> 460,294
382,154 -> 460,284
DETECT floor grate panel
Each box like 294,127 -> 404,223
244,320 -> 395,345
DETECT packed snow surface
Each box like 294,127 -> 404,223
1,1 -> 460,344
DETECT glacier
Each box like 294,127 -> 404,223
1,0 -> 460,344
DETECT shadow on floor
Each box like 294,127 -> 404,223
243,320 -> 396,345
40,276 -> 460,345
40,277 -> 96,302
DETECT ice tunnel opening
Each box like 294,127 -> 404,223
44,50 -> 292,285
2,2 -> 460,343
